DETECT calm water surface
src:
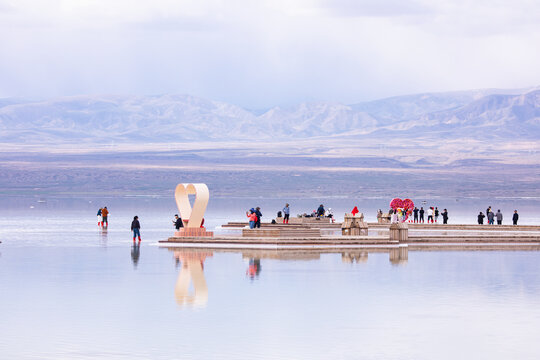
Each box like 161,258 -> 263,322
1,197 -> 540,359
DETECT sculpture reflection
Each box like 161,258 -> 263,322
389,245 -> 409,265
173,251 -> 213,308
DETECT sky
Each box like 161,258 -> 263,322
1,0 -> 539,108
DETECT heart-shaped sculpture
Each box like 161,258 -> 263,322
175,183 -> 209,228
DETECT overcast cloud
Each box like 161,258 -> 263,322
0,0 -> 539,107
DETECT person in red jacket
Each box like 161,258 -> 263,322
101,207 -> 109,227
246,209 -> 258,229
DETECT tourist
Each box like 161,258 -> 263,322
173,214 -> 184,230
255,207 -> 262,228
419,207 -> 425,223
427,207 -> 434,223
247,209 -> 257,229
390,209 -> 399,223
413,207 -> 419,223
513,210 -> 519,225
478,212 -> 485,224
496,210 -> 503,225
487,210 -> 495,225
283,203 -> 290,224
442,209 -> 449,224
131,216 -> 141,242
434,207 -> 439,223
317,204 -> 325,217
101,206 -> 109,227
486,206 -> 492,218
97,208 -> 102,227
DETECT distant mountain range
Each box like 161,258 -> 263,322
0,88 -> 538,144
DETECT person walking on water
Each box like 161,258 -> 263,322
282,203 -> 290,224
97,208 -> 102,227
419,207 -> 425,223
131,216 -> 141,243
101,207 -> 109,227
478,212 -> 485,224
496,210 -> 503,225
173,214 -> 184,230
442,209 -> 449,224
513,210 -> 519,225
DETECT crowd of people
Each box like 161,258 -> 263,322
409,206 -> 449,224
95,201 -> 525,246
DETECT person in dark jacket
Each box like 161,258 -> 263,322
478,212 -> 485,225
255,207 -> 262,228
442,209 -> 449,224
419,207 -> 425,223
131,216 -> 141,242
513,210 -> 519,225
97,208 -> 102,227
317,204 -> 325,217
173,214 -> 184,230
413,207 -> 419,223
434,207 -> 439,223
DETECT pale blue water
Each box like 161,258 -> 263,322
1,197 -> 540,359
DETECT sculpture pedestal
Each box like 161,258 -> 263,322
174,227 -> 214,237
341,213 -> 368,236
389,223 -> 408,241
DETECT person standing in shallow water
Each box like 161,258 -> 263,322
101,207 -> 109,227
478,211 -> 485,224
442,209 -> 449,224
282,203 -> 290,224
131,216 -> 141,243
97,208 -> 102,227
513,210 -> 519,225
419,207 -> 425,223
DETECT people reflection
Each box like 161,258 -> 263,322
100,225 -> 108,246
246,258 -> 261,279
131,243 -> 140,268
173,251 -> 213,307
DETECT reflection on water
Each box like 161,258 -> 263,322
246,258 -> 261,279
173,251 -> 212,307
131,243 -> 140,267
389,245 -> 409,265
167,246 -> 410,307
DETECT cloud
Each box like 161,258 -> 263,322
0,0 -> 539,107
